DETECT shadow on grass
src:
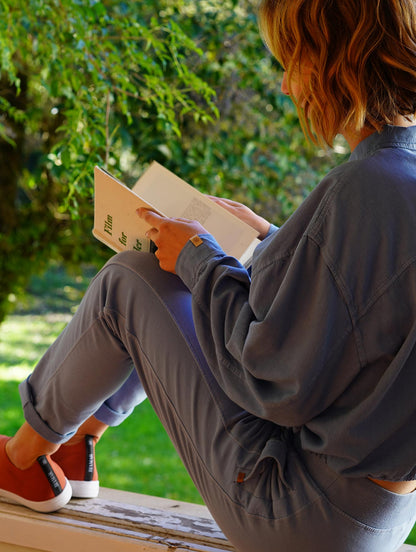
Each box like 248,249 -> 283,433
13,263 -> 97,316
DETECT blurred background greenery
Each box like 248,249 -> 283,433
0,0 -> 347,322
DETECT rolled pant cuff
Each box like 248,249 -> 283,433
93,402 -> 134,427
18,377 -> 75,445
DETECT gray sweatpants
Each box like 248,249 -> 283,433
19,251 -> 416,552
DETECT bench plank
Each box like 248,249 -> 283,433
0,488 -> 233,551
0,489 -> 414,551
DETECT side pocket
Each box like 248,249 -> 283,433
234,438 -> 294,517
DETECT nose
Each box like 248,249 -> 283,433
281,72 -> 290,96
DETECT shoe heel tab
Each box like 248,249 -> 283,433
37,456 -> 63,496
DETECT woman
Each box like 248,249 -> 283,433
1,1 -> 415,550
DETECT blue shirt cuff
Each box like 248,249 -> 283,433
175,234 -> 226,290
265,223 -> 279,238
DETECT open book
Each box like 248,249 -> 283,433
93,162 -> 260,267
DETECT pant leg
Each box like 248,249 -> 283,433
94,369 -> 147,426
19,251 -> 416,552
19,253 -> 279,529
19,251 -> 279,481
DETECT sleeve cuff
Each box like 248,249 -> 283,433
265,223 -> 279,238
175,234 -> 226,290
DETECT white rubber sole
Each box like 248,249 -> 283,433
0,479 -> 72,513
69,479 -> 99,499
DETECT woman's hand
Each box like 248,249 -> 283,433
206,196 -> 271,239
137,208 -> 207,273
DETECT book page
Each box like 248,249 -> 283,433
132,162 -> 259,260
93,167 -> 162,254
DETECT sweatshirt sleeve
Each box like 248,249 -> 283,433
175,231 -> 358,428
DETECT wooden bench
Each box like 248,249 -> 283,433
0,488 -> 233,551
0,489 -> 414,551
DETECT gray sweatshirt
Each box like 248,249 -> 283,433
176,125 -> 416,482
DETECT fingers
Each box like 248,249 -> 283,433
137,209 -> 195,237
206,195 -> 240,207
136,208 -> 165,228
136,208 -> 165,241
135,209 -> 207,274
145,226 -> 159,241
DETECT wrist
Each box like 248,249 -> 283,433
258,221 -> 272,240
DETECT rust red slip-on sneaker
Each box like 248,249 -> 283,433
52,435 -> 99,498
0,435 -> 72,512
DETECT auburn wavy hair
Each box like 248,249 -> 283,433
258,0 -> 416,145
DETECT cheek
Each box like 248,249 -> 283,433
281,71 -> 303,102
291,81 -> 302,101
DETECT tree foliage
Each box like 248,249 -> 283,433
0,0 -> 347,323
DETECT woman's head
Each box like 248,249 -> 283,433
258,0 -> 416,145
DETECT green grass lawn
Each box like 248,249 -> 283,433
0,263 -> 415,544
